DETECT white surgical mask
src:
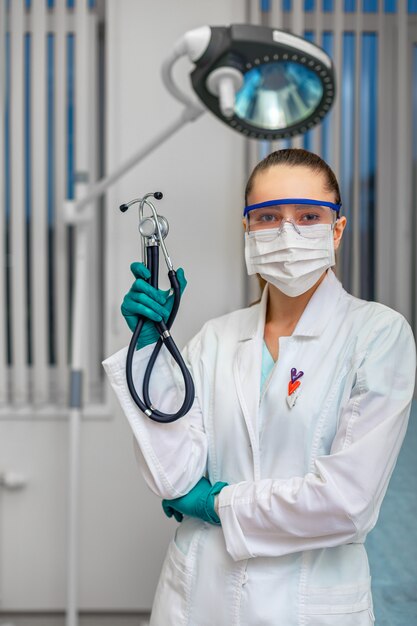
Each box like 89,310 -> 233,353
244,222 -> 335,297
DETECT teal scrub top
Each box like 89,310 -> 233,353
261,340 -> 275,391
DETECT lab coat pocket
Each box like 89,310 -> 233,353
149,539 -> 192,626
303,577 -> 374,626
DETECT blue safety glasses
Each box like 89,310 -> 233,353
243,197 -> 342,217
244,197 -> 342,237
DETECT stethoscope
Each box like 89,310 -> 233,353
120,192 -> 195,423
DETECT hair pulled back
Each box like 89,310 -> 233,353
245,148 -> 342,213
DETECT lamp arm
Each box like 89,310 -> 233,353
65,104 -> 204,222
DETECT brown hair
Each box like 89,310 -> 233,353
245,148 -> 342,215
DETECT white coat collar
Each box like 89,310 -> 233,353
238,269 -> 345,342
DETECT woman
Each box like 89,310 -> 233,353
103,149 -> 416,626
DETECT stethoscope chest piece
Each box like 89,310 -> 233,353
139,214 -> 169,239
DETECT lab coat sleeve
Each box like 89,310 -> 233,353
102,335 -> 208,500
218,314 -> 416,561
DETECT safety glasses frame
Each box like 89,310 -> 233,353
243,197 -> 342,217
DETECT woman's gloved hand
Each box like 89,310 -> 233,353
121,262 -> 187,350
162,477 -> 228,525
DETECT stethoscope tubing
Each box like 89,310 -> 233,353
125,244 -> 195,423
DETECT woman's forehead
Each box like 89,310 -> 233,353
249,165 -> 331,202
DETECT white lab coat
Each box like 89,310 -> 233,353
102,270 -> 416,626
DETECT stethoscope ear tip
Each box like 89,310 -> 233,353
119,203 -> 129,212
154,191 -> 163,200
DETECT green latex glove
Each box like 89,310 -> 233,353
162,477 -> 228,525
121,262 -> 187,349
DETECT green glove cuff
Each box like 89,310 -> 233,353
161,478 -> 228,526
205,481 -> 228,525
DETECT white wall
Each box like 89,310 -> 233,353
0,0 -> 247,613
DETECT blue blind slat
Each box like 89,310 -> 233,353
39,0 -> 98,10
47,34 -> 54,226
25,34 -> 31,223
321,31 -> 334,165
344,0 -> 356,11
323,0 -> 334,11
303,31 -> 315,153
5,33 -> 10,221
24,33 -> 32,364
340,32 -> 355,292
359,33 -> 377,300
67,34 -> 75,200
280,138 -> 292,149
47,33 -> 55,365
409,0 -> 417,14
363,0 -> 378,11
413,46 -> 417,161
303,31 -> 315,41
66,29 -> 77,357
384,0 -> 396,11
252,0 -> 413,12
5,32 -> 11,364
258,141 -> 271,161
260,0 -> 271,11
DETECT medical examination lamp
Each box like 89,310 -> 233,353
176,24 -> 335,139
64,24 -> 336,626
